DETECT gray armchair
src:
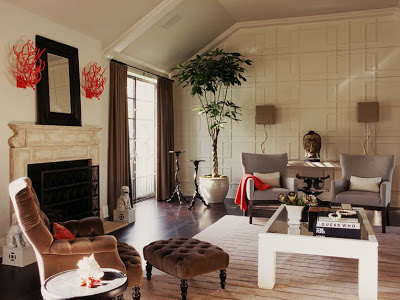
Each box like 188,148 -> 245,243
331,153 -> 395,233
241,153 -> 298,224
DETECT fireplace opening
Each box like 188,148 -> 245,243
27,159 -> 99,223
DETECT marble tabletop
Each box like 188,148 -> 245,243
41,268 -> 127,300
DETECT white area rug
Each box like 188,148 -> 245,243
127,216 -> 400,299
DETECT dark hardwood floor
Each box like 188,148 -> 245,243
1,198 -> 399,300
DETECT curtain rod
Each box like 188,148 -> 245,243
111,59 -> 174,82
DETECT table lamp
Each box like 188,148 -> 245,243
256,105 -> 275,153
357,102 -> 379,155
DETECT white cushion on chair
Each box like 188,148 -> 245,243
253,172 -> 280,187
349,176 -> 381,193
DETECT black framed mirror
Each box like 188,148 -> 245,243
36,35 -> 81,126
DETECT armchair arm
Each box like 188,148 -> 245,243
59,216 -> 105,237
331,178 -> 349,202
49,235 -> 117,255
281,176 -> 298,193
380,181 -> 391,207
246,178 -> 255,200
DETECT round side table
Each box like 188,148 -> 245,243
41,268 -> 127,300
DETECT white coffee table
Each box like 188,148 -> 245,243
258,205 -> 378,300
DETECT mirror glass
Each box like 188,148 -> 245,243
47,53 -> 71,114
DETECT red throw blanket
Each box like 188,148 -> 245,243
234,174 -> 271,211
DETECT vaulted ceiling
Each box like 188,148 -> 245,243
4,0 -> 400,74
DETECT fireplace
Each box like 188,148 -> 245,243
9,123 -> 102,220
27,159 -> 99,222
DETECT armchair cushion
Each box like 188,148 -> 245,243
335,191 -> 381,207
59,217 -> 105,238
349,176 -> 381,193
49,235 -> 117,255
253,172 -> 280,187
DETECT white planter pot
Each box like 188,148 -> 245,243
285,205 -> 304,225
199,177 -> 229,204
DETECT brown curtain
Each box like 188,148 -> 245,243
156,78 -> 175,201
107,61 -> 132,216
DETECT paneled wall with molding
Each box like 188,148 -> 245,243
173,13 -> 400,207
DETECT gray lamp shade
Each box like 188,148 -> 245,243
357,102 -> 379,123
256,105 -> 275,124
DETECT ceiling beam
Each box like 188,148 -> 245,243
104,0 -> 183,59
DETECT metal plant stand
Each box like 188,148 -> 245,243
188,160 -> 210,210
167,150 -> 188,204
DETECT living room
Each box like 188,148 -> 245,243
1,0 -> 400,299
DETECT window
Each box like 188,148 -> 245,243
127,75 -> 157,200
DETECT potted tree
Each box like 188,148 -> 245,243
173,48 -> 252,203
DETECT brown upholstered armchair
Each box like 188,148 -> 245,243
9,177 -> 143,299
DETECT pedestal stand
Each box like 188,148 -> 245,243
167,151 -> 188,204
188,160 -> 210,210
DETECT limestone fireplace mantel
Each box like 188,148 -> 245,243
8,123 -> 102,182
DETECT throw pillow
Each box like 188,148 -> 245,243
53,222 -> 75,240
253,171 -> 280,187
349,176 -> 381,193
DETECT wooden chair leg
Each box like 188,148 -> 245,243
220,269 -> 227,289
146,262 -> 152,280
249,200 -> 253,224
180,279 -> 188,300
382,207 -> 387,233
387,203 -> 391,226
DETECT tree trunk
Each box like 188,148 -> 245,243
212,133 -> 218,178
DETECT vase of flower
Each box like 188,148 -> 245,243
278,192 -> 315,226
285,205 -> 304,225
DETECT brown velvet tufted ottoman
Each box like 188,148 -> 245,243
117,242 -> 143,299
143,237 -> 229,300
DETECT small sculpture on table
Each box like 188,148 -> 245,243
167,150 -> 188,204
188,160 -> 210,210
303,130 -> 321,162
7,213 -> 29,248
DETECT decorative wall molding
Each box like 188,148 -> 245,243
173,7 -> 398,77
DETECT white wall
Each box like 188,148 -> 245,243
0,2 -> 110,242
174,13 -> 400,207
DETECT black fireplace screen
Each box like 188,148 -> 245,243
40,165 -> 99,222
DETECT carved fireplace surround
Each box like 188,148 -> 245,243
8,123 -> 102,183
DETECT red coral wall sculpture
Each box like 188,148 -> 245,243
82,62 -> 107,100
13,40 -> 45,89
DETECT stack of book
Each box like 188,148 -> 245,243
313,211 -> 361,239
